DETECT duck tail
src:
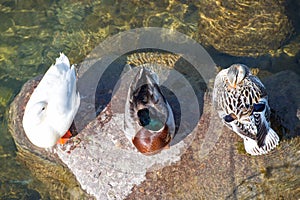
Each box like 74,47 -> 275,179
243,128 -> 279,156
261,128 -> 280,153
55,53 -> 70,71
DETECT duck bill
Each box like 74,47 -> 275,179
57,130 -> 72,145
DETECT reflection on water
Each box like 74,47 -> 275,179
0,0 -> 299,199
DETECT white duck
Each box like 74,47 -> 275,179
22,53 -> 80,148
213,64 -> 279,155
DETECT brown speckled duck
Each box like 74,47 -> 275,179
124,65 -> 175,155
213,64 -> 279,155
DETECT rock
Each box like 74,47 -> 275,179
8,57 -> 202,199
53,55 -> 202,199
8,68 -> 300,199
127,95 -> 300,200
198,0 -> 293,57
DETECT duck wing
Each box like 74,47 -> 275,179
248,99 -> 279,154
32,53 -> 80,134
49,54 -> 80,133
128,67 -> 170,130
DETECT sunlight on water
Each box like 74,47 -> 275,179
0,0 -> 299,199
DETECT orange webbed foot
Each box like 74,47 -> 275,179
57,130 -> 72,145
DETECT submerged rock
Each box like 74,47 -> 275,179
8,66 -> 300,199
198,0 -> 293,57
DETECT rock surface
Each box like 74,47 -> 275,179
8,69 -> 300,199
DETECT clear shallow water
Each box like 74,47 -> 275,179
0,0 -> 299,199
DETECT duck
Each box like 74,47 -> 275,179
22,53 -> 80,148
124,65 -> 175,155
212,64 -> 279,155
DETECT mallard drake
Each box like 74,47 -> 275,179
213,64 -> 279,155
22,53 -> 80,148
124,65 -> 175,155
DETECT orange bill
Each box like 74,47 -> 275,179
57,130 -> 72,144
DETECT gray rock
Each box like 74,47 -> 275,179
8,70 -> 300,199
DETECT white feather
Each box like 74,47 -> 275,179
243,128 -> 279,155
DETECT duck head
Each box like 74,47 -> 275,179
23,100 -> 63,148
227,64 -> 249,88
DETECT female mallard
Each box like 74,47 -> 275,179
213,64 -> 279,155
22,53 -> 80,148
124,65 -> 175,155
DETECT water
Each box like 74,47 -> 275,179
0,0 -> 299,199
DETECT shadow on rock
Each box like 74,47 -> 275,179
263,70 -> 300,139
